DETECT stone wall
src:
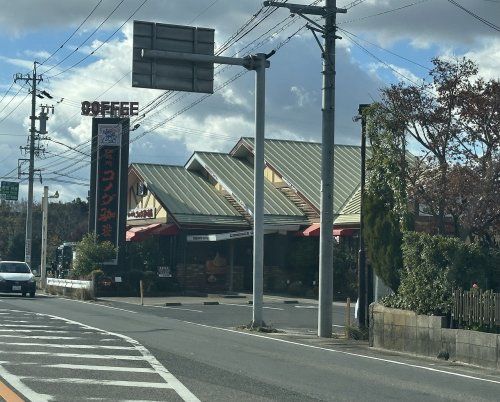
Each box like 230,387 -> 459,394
370,303 -> 500,370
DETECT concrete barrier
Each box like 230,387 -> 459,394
370,303 -> 500,370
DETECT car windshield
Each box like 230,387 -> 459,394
0,262 -> 31,274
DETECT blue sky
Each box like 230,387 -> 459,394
0,0 -> 499,201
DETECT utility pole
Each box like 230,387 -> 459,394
41,185 -> 59,288
14,62 -> 43,267
354,103 -> 370,328
264,1 -> 346,337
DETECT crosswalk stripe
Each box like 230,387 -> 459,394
0,342 -> 136,350
0,351 -> 147,361
42,364 -> 156,373
0,335 -> 80,340
0,329 -> 71,333
0,324 -> 53,328
19,377 -> 173,389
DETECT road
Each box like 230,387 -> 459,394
0,294 -> 499,401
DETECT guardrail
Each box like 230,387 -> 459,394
46,278 -> 92,290
452,289 -> 500,328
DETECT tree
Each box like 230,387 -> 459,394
380,58 -> 478,233
72,233 -> 116,278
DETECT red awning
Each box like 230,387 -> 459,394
126,223 -> 179,242
299,224 -> 357,237
126,223 -> 161,242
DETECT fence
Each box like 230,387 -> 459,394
452,289 -> 500,328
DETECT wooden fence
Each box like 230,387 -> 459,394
452,289 -> 500,328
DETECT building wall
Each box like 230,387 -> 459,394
127,170 -> 167,226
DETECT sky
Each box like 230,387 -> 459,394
0,0 -> 499,202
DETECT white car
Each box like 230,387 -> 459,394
0,261 -> 36,297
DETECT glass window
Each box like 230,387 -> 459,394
0,262 -> 31,274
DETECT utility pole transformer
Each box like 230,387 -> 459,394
264,1 -> 346,337
14,62 -> 43,267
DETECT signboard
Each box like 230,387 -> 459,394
89,118 -> 129,266
0,181 -> 19,201
81,101 -> 139,117
157,266 -> 172,278
127,207 -> 155,220
132,21 -> 215,93
187,230 -> 254,242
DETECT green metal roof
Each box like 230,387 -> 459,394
131,163 -> 249,228
235,138 -> 371,214
186,152 -> 308,227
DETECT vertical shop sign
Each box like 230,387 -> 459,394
89,118 -> 129,266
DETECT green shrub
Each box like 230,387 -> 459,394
72,233 -> 116,278
383,232 -> 494,315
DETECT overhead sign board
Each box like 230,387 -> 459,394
132,20 -> 215,93
0,181 -> 19,201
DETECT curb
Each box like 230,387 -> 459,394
283,300 -> 299,304
165,302 -> 182,306
203,301 -> 220,305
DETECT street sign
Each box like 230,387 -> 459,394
132,21 -> 215,93
0,181 -> 19,201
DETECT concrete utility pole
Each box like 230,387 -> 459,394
264,1 -> 346,337
41,186 -> 59,287
354,103 -> 370,328
14,62 -> 43,267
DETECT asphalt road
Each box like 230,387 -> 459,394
0,294 -> 499,401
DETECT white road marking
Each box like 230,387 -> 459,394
0,335 -> 80,340
294,305 -> 317,309
0,342 -> 136,350
0,350 -> 146,361
57,298 -> 138,314
0,364 -> 51,402
181,321 -> 500,386
151,305 -> 203,313
19,377 -> 173,389
0,324 -> 53,328
42,364 -> 156,373
221,303 -> 284,311
0,329 -> 71,333
34,310 -> 200,401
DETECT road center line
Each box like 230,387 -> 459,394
180,320 -> 500,386
57,298 -> 138,314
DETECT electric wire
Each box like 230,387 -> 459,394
339,0 -> 431,25
46,0 -> 149,80
447,0 -> 500,32
39,0 -> 104,68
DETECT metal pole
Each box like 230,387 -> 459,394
25,61 -> 37,267
41,186 -> 48,288
318,0 -> 338,338
229,240 -> 234,292
252,53 -> 266,328
357,103 -> 369,328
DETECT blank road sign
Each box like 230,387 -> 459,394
132,21 -> 215,94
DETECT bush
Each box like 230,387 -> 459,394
383,232 -> 494,315
72,233 -> 116,278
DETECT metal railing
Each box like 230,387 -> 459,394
46,278 -> 92,290
452,289 -> 500,328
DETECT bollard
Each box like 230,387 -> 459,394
140,280 -> 144,306
345,297 -> 351,339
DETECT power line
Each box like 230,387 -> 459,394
447,0 -> 500,32
40,0 -> 126,76
188,0 -> 221,24
39,0 -> 104,68
0,82 -> 15,108
339,0 -> 430,25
